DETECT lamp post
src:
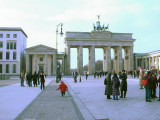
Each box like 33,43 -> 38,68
56,23 -> 63,83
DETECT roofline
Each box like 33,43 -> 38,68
0,27 -> 28,38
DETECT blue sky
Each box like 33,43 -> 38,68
0,0 -> 160,68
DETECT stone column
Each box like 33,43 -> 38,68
148,57 -> 151,70
142,58 -> 144,69
156,56 -> 158,69
89,46 -> 95,74
53,53 -> 57,75
77,46 -> 83,75
26,54 -> 29,73
45,54 -> 48,75
113,46 -> 123,73
103,46 -> 111,72
33,54 -> 37,73
129,46 -> 134,71
65,46 -> 71,75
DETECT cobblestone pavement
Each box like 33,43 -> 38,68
15,80 -> 84,120
0,79 -> 20,87
63,75 -> 160,120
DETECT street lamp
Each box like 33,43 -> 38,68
56,23 -> 63,83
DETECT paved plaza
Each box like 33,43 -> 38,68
0,76 -> 160,120
63,76 -> 160,120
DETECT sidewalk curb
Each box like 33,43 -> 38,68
65,80 -> 95,120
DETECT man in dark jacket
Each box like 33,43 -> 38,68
27,72 -> 32,87
40,71 -> 45,90
119,70 -> 127,98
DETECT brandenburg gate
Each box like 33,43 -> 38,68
65,17 -> 135,75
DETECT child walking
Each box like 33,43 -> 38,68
57,81 -> 68,96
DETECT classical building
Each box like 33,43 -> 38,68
25,44 -> 65,76
65,17 -> 135,75
0,27 -> 27,76
134,50 -> 160,71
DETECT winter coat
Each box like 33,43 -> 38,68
150,76 -> 157,89
58,83 -> 68,92
104,75 -> 112,95
40,74 -> 45,83
112,77 -> 120,96
119,73 -> 127,91
139,72 -> 143,87
144,75 -> 152,89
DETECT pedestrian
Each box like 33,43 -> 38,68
144,71 -> 152,102
33,71 -> 38,87
37,71 -> 40,85
85,72 -> 88,80
158,77 -> 160,101
112,73 -> 120,100
94,72 -> 96,79
104,73 -> 112,99
151,73 -> 158,98
57,81 -> 68,97
74,72 -> 78,83
27,72 -> 32,87
40,71 -> 45,90
139,70 -> 144,89
79,74 -> 81,82
119,70 -> 127,98
20,71 -> 25,87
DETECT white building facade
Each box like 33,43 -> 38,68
0,27 -> 27,76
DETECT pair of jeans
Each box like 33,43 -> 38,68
21,80 -> 24,86
61,92 -> 65,96
145,88 -> 151,100
41,82 -> 45,90
113,95 -> 118,100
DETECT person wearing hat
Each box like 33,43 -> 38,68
57,81 -> 68,96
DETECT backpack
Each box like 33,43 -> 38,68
142,75 -> 149,85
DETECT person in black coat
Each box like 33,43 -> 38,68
40,71 -> 45,90
119,70 -> 127,98
33,71 -> 38,87
104,73 -> 112,99
27,72 -> 32,87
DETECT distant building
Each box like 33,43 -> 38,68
0,27 -> 27,76
134,50 -> 160,71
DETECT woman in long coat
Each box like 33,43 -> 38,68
139,70 -> 144,89
119,70 -> 127,98
104,73 -> 112,99
112,73 -> 120,100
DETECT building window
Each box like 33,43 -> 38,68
115,56 -> 117,60
6,64 -> 9,73
126,50 -> 128,54
0,41 -> 3,48
7,42 -> 9,49
6,52 -> 10,60
40,57 -> 43,61
10,42 -> 13,49
125,56 -> 129,60
0,64 -> 2,73
12,64 -> 16,73
6,34 -> 10,38
0,52 -> 3,59
13,34 -> 17,38
14,42 -> 16,49
0,34 -> 3,38
13,52 -> 16,60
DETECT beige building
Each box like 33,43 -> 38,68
134,50 -> 160,71
25,44 -> 65,76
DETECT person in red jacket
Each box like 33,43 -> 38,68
57,81 -> 68,96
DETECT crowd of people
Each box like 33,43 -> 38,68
72,69 -> 160,102
20,71 -> 46,90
